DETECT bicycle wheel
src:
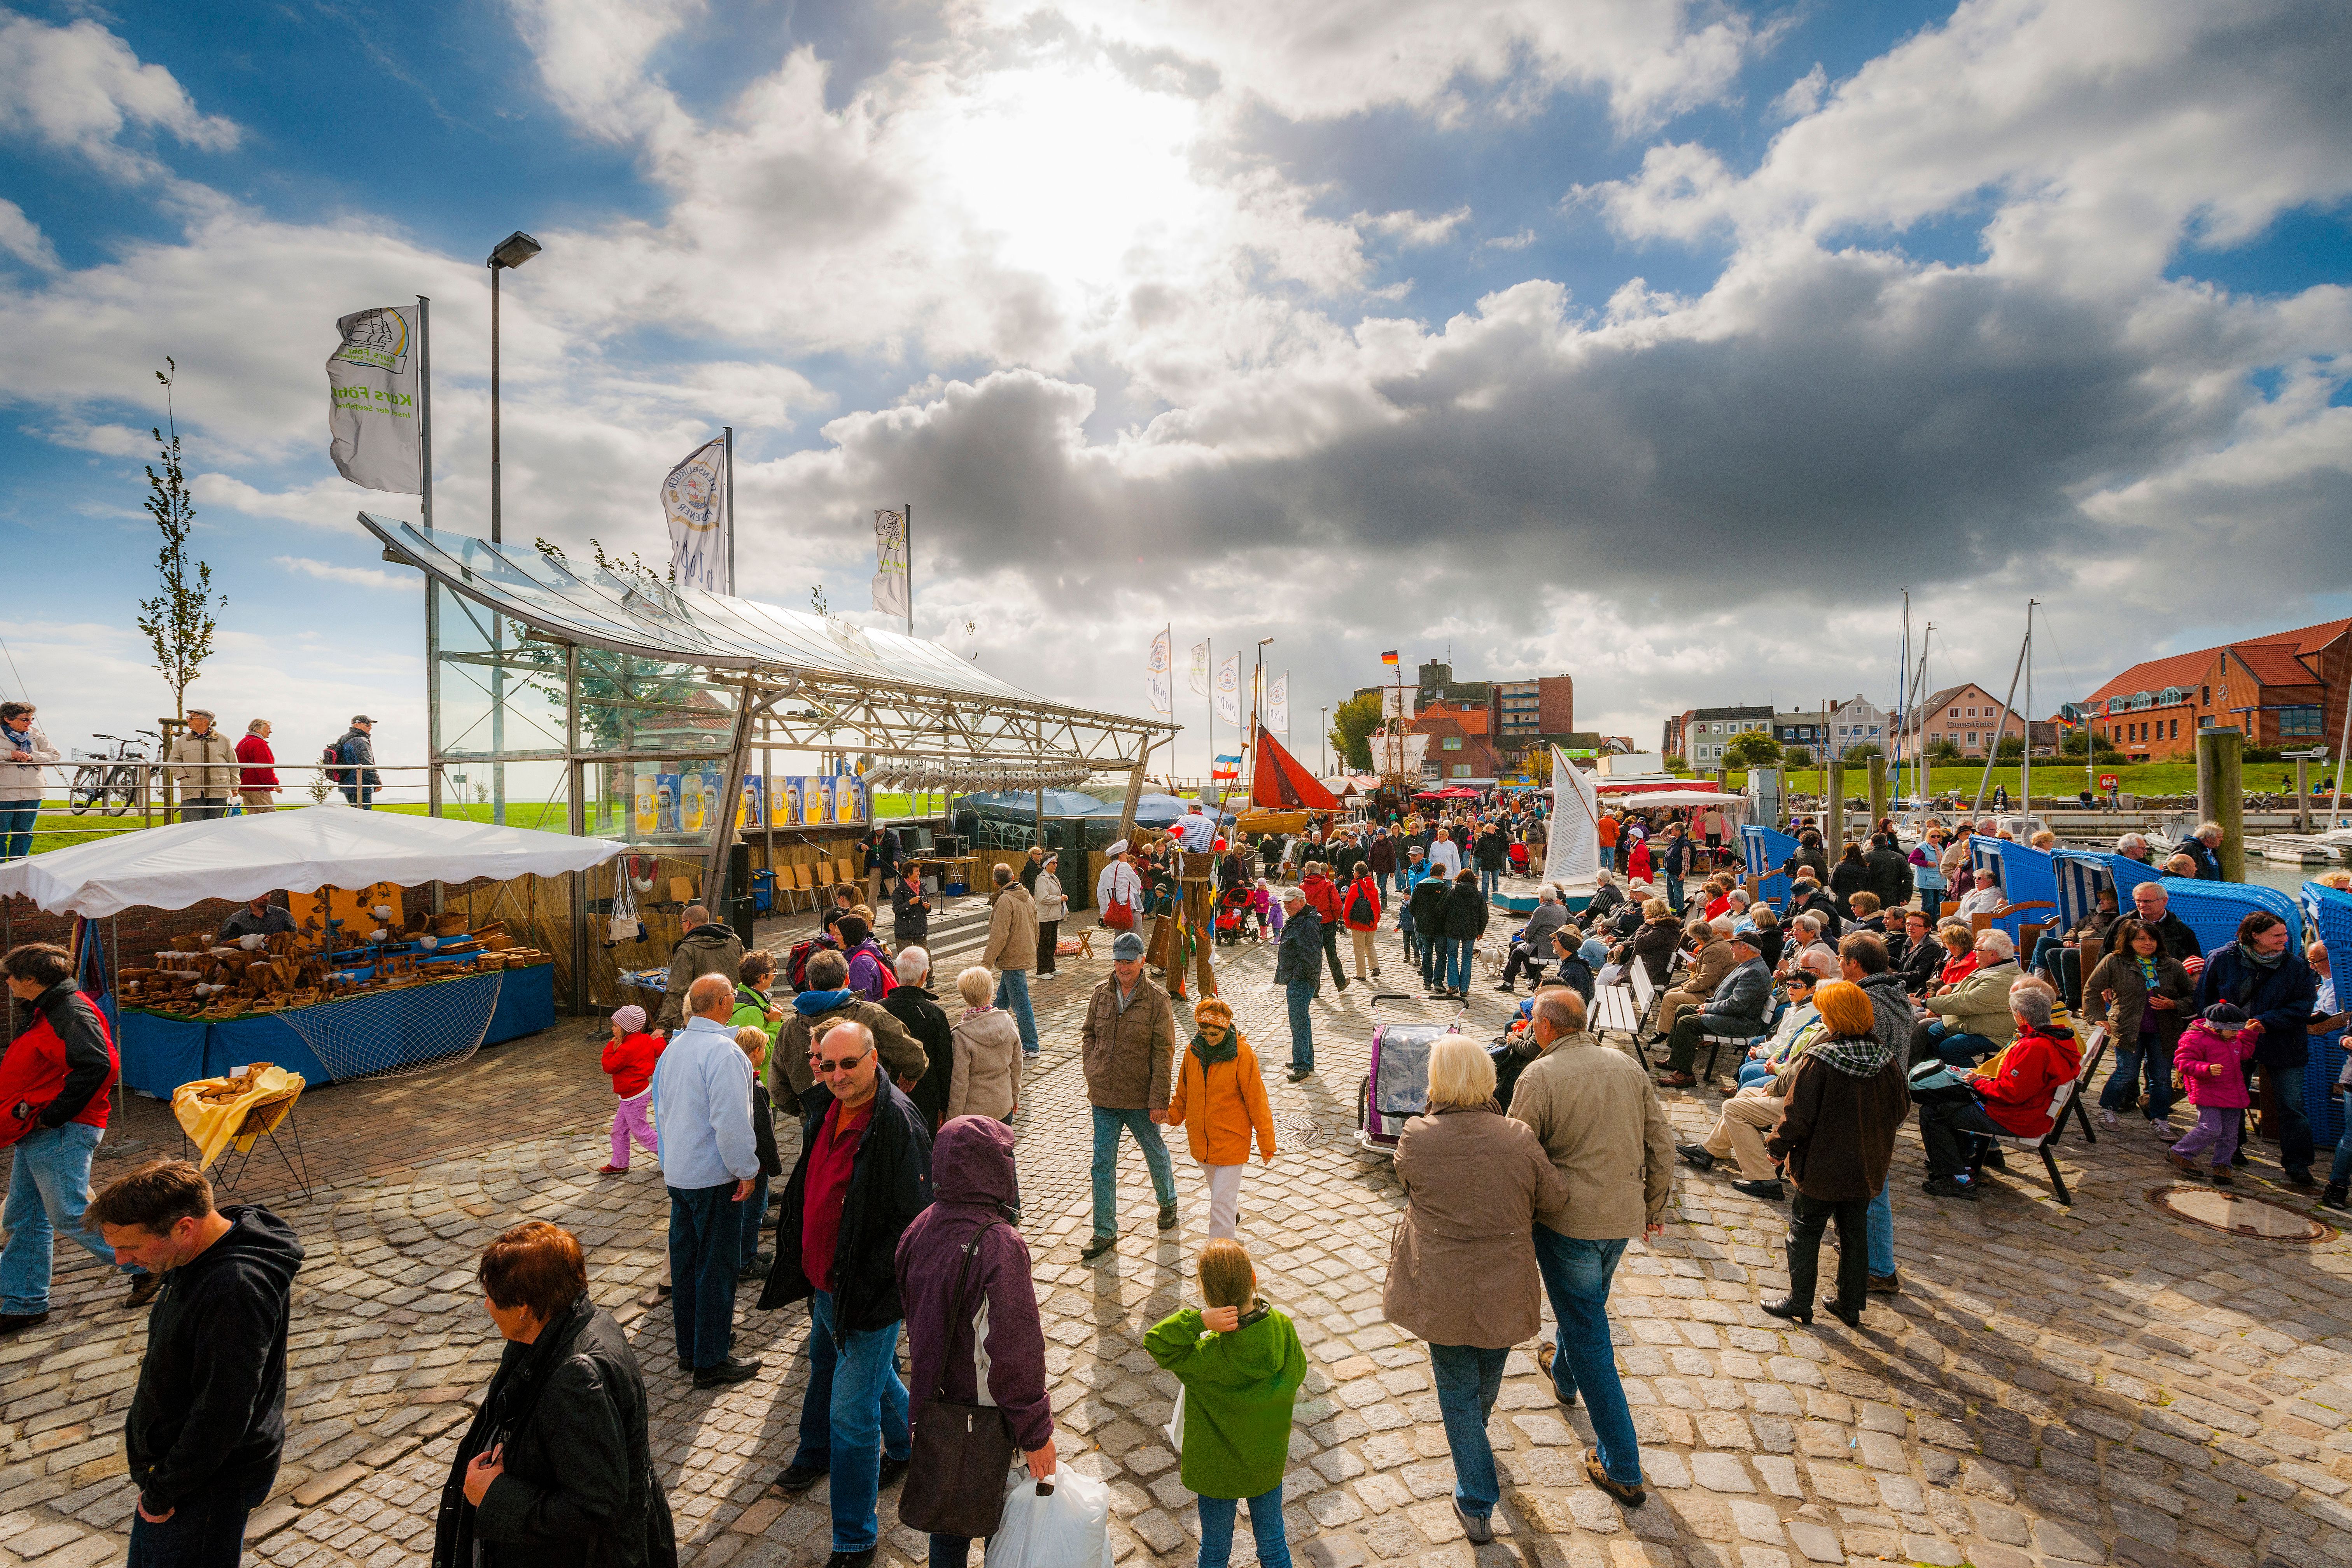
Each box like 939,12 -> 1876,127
68,765 -> 100,814
103,765 -> 135,816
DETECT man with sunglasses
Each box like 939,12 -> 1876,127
760,1020 -> 934,1568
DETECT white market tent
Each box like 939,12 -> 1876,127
0,807 -> 626,919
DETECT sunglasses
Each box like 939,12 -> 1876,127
808,1045 -> 873,1075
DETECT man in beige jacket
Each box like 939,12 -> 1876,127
1510,989 -> 1675,1509
166,710 -> 239,822
981,863 -> 1041,1057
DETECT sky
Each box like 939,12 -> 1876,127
3,0 -> 2350,786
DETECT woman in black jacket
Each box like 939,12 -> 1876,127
1888,910 -> 1946,997
435,1223 -> 672,1568
892,870 -> 930,949
1828,843 -> 1870,916
1625,901 -> 1682,985
1437,869 -> 1489,997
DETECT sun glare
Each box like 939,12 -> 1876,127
929,64 -> 1207,293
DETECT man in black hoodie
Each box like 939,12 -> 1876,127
89,1158 -> 302,1565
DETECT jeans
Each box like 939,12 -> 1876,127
0,799 -> 35,860
1736,1058 -> 1777,1091
1197,1486 -> 1290,1568
1444,937 -> 1474,994
127,1475 -> 273,1568
2253,1059 -> 2314,1178
1601,846 -> 1616,871
2,1121 -> 139,1315
2099,1031 -> 2175,1120
1785,1192 -> 1869,1313
738,1171 -> 771,1264
1090,1107 -> 1176,1238
994,969 -> 1039,1055
340,784 -> 374,808
2327,1091 -> 2352,1189
789,1289 -> 910,1555
1866,1185 -> 1895,1277
1286,980 -> 1315,1070
1419,928 -> 1442,989
1399,910 -> 1418,963
1428,1343 -> 1509,1515
666,1181 -> 742,1369
1530,1227 -> 1642,1486
1664,874 -> 1684,912
1479,868 -> 1499,898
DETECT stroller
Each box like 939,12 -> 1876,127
1507,842 -> 1530,875
1354,992 -> 1468,1157
1213,886 -> 1250,945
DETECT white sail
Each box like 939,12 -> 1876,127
1543,744 -> 1601,894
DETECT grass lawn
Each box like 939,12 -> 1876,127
1707,761 -> 2247,802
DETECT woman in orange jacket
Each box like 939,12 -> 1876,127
1165,997 -> 1278,1239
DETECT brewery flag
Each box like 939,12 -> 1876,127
1214,653 -> 1241,725
1147,627 -> 1172,715
326,306 -> 421,494
1188,640 -> 1210,697
662,438 -> 728,591
872,509 -> 910,619
1268,673 -> 1289,735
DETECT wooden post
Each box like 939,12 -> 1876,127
1826,758 -> 1846,861
2296,754 -> 2311,834
1115,740 -> 1153,847
2197,728 -> 2245,883
1867,755 -> 1888,831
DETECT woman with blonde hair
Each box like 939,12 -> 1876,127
946,965 -> 1022,1121
1382,1035 -> 1568,1542
1760,981 -> 1908,1328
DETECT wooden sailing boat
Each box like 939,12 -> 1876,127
1234,724 -> 1339,835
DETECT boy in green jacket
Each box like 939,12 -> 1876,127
1145,1239 -> 1306,1568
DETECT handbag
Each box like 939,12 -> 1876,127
901,1222 -> 1018,1538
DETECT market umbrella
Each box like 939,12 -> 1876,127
0,807 -> 627,918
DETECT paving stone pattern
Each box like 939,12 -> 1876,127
7,901 -> 2352,1567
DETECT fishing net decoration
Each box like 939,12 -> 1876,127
272,970 -> 505,1083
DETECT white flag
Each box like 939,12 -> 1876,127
1383,686 -> 1408,720
1147,628 -> 1172,716
662,438 -> 728,591
872,509 -> 909,619
326,306 -> 420,494
1188,640 -> 1210,697
1214,653 -> 1241,725
1268,674 -> 1288,735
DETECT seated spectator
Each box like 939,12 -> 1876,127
1846,891 -> 1885,936
1748,906 -> 1784,970
1658,929 -> 1773,1089
1909,929 -> 2023,1068
1931,923 -> 1980,990
1889,911 -> 1945,996
1916,978 -> 2082,1199
1956,866 -> 2005,920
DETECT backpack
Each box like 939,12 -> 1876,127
1346,881 -> 1377,927
787,935 -> 837,992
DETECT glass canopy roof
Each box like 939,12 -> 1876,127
361,514 -> 1140,723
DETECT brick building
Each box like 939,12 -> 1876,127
2076,618 -> 2350,761
1410,699 -> 1502,782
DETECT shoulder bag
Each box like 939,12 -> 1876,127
901,1222 -> 1020,1538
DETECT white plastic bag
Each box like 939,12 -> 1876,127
1162,1388 -> 1185,1454
984,1466 -> 1114,1568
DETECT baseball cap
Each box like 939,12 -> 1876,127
1111,931 -> 1146,960
351,714 -> 376,725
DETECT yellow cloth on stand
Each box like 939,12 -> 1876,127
173,1064 -> 305,1170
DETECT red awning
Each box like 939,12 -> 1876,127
1593,779 -> 1720,796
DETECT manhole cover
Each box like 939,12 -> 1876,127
2149,1183 -> 2336,1243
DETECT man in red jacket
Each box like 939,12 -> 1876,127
2,943 -> 154,1330
1298,862 -> 1349,992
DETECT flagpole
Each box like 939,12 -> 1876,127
903,501 -> 914,636
1205,637 -> 1213,798
723,425 -> 736,593
415,295 -> 433,530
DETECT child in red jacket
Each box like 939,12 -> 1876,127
598,1004 -> 665,1174
2169,1003 -> 2257,1184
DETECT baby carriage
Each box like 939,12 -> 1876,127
1213,886 -> 1249,945
1507,842 -> 1530,875
1354,992 -> 1468,1157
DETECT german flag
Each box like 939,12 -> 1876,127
1381,650 -> 1399,666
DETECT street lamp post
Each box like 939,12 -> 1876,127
485,229 -> 540,827
1320,705 -> 1328,776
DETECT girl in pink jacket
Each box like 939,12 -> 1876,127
2169,1003 -> 2257,1184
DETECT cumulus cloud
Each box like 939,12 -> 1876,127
0,12 -> 238,180
274,555 -> 407,590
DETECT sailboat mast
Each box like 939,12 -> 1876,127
2022,600 -> 2035,813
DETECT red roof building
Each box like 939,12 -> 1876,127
2075,618 -> 2350,761
1410,700 -> 1503,782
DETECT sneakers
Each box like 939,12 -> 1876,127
692,1358 -> 763,1389
1867,1271 -> 1902,1295
1922,1176 -> 1976,1200
2097,1108 -> 2119,1130
597,1163 -> 628,1175
1674,1143 -> 1716,1171
2323,1185 -> 2350,1211
1080,1235 -> 1116,1261
1453,1499 -> 1493,1545
738,1252 -> 774,1281
1158,1201 -> 1179,1231
1286,1066 -> 1313,1083
124,1273 -> 163,1310
773,1462 -> 828,1494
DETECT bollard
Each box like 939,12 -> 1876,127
2196,728 -> 2245,883
1867,755 -> 1887,832
1826,759 -> 1846,863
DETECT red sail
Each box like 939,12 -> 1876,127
1251,725 -> 1339,810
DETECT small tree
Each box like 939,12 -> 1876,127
1928,738 -> 1965,764
1662,752 -> 1689,774
1330,692 -> 1382,772
1995,734 -> 2026,760
1522,747 -> 1554,785
1783,744 -> 1813,769
1844,741 -> 1883,761
133,359 -> 220,718
1725,729 -> 1781,767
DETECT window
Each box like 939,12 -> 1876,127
1450,764 -> 1472,778
1966,732 -> 1978,746
2202,686 -> 2210,704
2220,651 -> 2230,675
2199,715 -> 2213,729
1949,707 -> 1959,718
1442,736 -> 1463,751
2170,718 -> 2180,738
2282,705 -> 2322,735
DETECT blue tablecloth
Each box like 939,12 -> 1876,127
112,964 -> 556,1097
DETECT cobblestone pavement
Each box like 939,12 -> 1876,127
7,899 -> 2352,1568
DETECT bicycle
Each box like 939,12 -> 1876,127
67,730 -> 155,817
